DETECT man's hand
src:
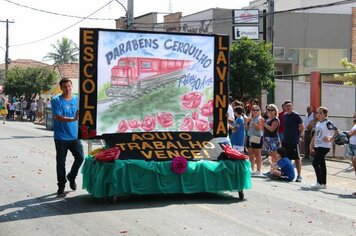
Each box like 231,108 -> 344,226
74,110 -> 79,121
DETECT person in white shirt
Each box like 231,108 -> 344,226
309,106 -> 338,190
347,112 -> 356,197
303,106 -> 315,159
215,104 -> 234,145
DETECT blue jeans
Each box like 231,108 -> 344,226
54,139 -> 84,187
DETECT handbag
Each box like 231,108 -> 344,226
250,135 -> 261,144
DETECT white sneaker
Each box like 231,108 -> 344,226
310,183 -> 323,189
252,171 -> 263,177
321,184 -> 327,189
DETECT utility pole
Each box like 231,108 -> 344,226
267,0 -> 274,50
126,0 -> 134,29
1,19 -> 14,73
266,1 -> 275,104
1,19 -> 14,85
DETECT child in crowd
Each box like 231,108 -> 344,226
269,147 -> 295,181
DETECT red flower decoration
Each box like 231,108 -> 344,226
82,130 -> 89,139
128,119 -> 141,129
180,92 -> 203,110
118,120 -> 129,133
171,156 -> 188,174
195,119 -> 209,132
89,130 -> 96,138
81,125 -> 88,132
141,115 -> 156,132
201,99 -> 214,117
157,112 -> 174,128
180,116 -> 194,131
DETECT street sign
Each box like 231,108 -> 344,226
233,26 -> 259,40
233,9 -> 259,24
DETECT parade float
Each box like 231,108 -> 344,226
78,28 -> 251,200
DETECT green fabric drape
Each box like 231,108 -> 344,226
82,156 -> 252,198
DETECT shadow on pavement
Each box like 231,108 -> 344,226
0,191 -> 243,223
0,135 -> 53,140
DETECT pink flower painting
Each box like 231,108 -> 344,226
179,116 -> 195,131
201,99 -> 214,117
157,112 -> 174,128
195,119 -> 209,132
118,120 -> 129,133
180,92 -> 203,110
141,115 -> 156,132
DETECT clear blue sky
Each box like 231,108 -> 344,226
0,0 -> 251,64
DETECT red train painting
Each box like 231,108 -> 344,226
105,57 -> 192,97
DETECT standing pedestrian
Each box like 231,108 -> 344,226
230,106 -> 245,152
51,78 -> 84,196
262,104 -> 280,165
282,100 -> 304,182
0,96 -> 8,124
347,112 -> 356,196
29,99 -> 37,122
309,107 -> 338,189
303,106 -> 315,159
278,103 -> 286,143
245,105 -> 264,176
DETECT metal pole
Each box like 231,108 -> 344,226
5,19 -> 9,71
268,0 -> 274,52
126,0 -> 134,29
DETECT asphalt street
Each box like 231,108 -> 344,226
0,121 -> 356,236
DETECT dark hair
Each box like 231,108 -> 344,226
59,78 -> 72,87
234,106 -> 244,115
276,147 -> 287,157
283,100 -> 292,106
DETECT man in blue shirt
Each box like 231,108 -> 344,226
51,78 -> 84,196
282,100 -> 304,182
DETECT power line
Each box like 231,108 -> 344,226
8,0 -> 356,47
3,0 -> 117,20
11,0 -> 115,47
131,0 -> 356,27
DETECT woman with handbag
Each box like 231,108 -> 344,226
245,105 -> 265,176
263,104 -> 281,166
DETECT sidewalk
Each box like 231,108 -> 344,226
262,157 -> 356,192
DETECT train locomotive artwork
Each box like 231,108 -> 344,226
105,57 -> 192,97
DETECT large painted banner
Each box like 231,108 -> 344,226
79,29 -> 229,161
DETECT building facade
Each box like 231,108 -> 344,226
124,0 -> 356,75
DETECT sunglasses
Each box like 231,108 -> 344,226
252,109 -> 260,111
267,109 -> 275,111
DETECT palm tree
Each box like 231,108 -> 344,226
44,37 -> 79,65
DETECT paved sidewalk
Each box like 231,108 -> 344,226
261,157 -> 356,192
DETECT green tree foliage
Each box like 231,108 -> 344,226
4,66 -> 57,99
229,37 -> 275,100
43,37 -> 78,65
334,58 -> 356,85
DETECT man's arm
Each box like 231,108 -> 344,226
53,110 -> 79,123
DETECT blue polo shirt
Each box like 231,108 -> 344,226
51,95 -> 79,141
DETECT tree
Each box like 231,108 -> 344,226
229,37 -> 275,100
4,66 -> 57,99
334,58 -> 356,85
43,37 -> 79,65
